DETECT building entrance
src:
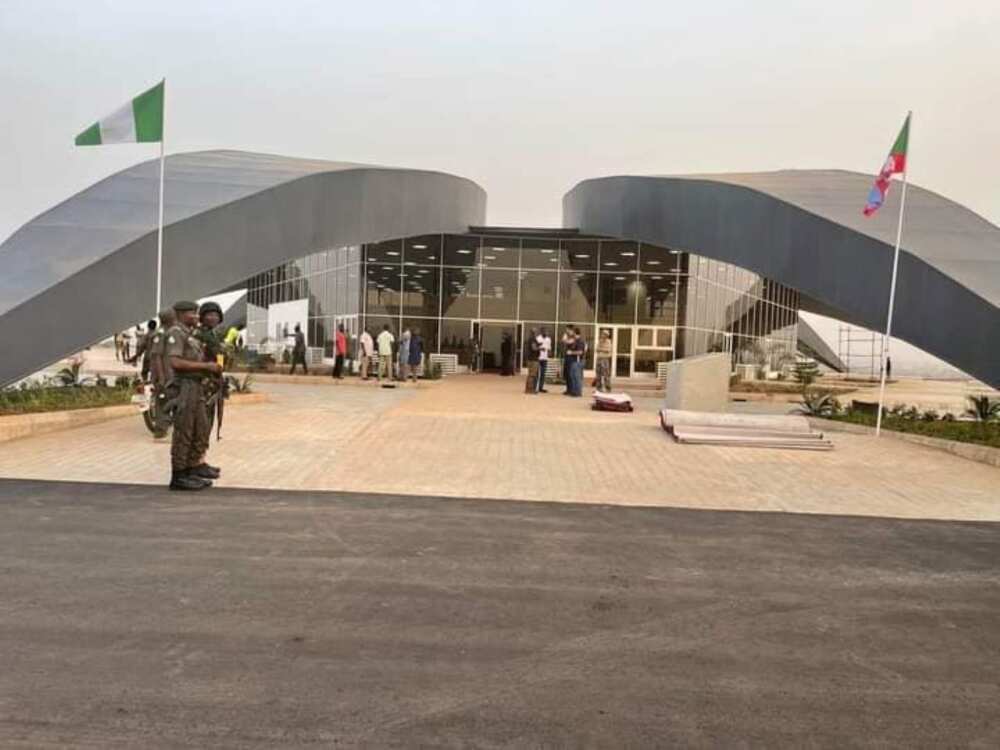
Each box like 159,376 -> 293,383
472,321 -> 521,374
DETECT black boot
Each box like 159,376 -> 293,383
190,464 -> 220,480
170,472 -> 209,491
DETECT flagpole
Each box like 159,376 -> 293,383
155,79 -> 166,315
875,111 -> 911,437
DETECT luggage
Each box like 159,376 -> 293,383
592,391 -> 633,412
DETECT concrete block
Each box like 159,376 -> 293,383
664,353 -> 730,412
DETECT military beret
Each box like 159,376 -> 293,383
172,300 -> 199,312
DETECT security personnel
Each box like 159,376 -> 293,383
147,308 -> 176,438
165,300 -> 222,491
195,301 -> 228,456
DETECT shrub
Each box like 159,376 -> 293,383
0,383 -> 131,416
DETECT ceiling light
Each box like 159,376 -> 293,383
651,275 -> 663,280
540,249 -> 553,254
387,251 -> 400,256
485,255 -> 496,260
615,276 -> 626,281
647,260 -> 661,266
669,250 -> 681,255
604,262 -> 618,267
620,251 -> 635,257
575,254 -> 589,258
458,249 -> 472,255
412,244 -> 427,250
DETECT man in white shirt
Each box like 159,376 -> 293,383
376,324 -> 395,383
537,328 -> 552,393
359,328 -> 375,380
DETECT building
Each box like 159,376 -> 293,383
1,151 -> 997,387
244,229 -> 799,377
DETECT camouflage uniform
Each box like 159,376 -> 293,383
165,322 -> 210,475
193,324 -> 226,460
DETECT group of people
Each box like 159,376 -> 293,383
524,325 -> 615,396
356,324 -> 425,383
128,301 -> 233,491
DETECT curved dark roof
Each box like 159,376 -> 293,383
564,170 -> 1000,387
0,150 -> 486,386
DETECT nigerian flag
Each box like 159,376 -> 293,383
75,80 -> 164,146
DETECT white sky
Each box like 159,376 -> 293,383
2,0 -> 998,375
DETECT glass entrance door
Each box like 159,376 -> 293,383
612,326 -> 632,378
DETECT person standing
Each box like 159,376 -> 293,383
560,326 -> 576,394
289,324 -> 308,374
164,301 -> 222,491
359,328 -> 374,380
122,328 -> 134,362
332,324 -> 347,379
398,327 -> 411,381
595,328 -> 613,392
524,327 -> 540,394
376,324 -> 395,383
128,319 -> 158,379
500,332 -> 514,376
537,328 -> 551,393
147,309 -> 175,438
565,327 -> 586,397
407,329 -> 423,382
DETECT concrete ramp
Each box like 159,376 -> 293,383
660,409 -> 833,451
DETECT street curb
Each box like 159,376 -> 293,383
0,392 -> 268,444
809,417 -> 1000,469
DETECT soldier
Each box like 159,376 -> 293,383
195,301 -> 229,450
147,309 -> 176,438
165,300 -> 222,491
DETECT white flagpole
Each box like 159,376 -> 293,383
155,79 -> 166,315
875,111 -> 911,437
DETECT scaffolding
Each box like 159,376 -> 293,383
838,326 -> 883,381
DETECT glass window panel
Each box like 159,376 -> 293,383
640,243 -> 672,272
560,240 -> 598,271
518,271 -> 558,321
346,266 -> 361,315
521,238 -> 560,269
559,271 -> 598,323
480,239 -> 519,269
597,274 -> 637,325
643,276 -> 677,325
365,240 -> 402,265
600,241 -> 639,272
401,267 -> 440,317
637,328 -> 654,347
444,234 -> 480,266
440,319 -> 475,367
657,329 -> 673,348
405,234 -> 442,266
441,267 -> 480,318
480,269 -> 518,319
634,348 -> 672,374
365,265 -> 402,318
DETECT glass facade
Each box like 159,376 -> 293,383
246,232 -> 799,375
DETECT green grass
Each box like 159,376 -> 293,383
0,385 -> 132,416
826,411 -> 1000,449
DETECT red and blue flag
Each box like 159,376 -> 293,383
863,114 -> 910,217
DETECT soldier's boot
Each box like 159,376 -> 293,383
191,463 -> 221,480
170,472 -> 209,491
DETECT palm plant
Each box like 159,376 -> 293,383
964,395 -> 1000,422
797,391 -> 840,417
53,362 -> 94,387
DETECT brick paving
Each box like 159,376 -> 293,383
0,375 -> 996,521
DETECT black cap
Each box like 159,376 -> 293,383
198,301 -> 223,319
173,300 -> 199,312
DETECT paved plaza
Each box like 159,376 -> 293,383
1,478 -> 998,747
0,375 -> 997,520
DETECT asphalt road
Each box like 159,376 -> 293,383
1,478 -> 998,748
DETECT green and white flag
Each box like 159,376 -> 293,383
75,80 -> 164,146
